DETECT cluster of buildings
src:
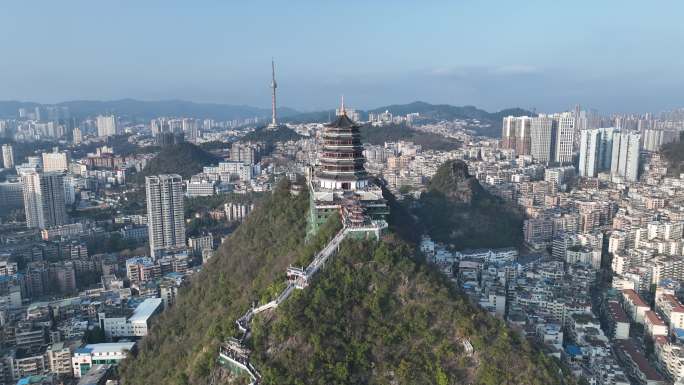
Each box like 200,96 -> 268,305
0,105 -> 263,144
2,62 -> 684,384
334,104 -> 683,384
0,70 -> 323,382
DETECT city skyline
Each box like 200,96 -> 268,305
2,1 -> 684,113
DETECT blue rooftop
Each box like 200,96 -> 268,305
17,375 -> 53,385
674,328 -> 684,340
125,256 -> 153,266
565,345 -> 582,357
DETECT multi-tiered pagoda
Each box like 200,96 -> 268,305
316,111 -> 368,190
308,102 -> 388,238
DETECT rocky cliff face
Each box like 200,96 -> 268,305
428,160 -> 485,204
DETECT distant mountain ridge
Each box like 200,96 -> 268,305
0,99 -> 300,121
367,100 -> 530,121
285,101 -> 533,137
0,99 -> 531,137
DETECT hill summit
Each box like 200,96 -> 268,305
138,142 -> 219,180
415,160 -> 523,249
119,178 -> 569,385
428,159 -> 486,203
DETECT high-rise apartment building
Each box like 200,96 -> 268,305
21,172 -> 68,229
530,113 -> 575,165
642,129 -> 679,152
96,115 -> 118,137
72,127 -> 82,145
501,116 -> 532,156
42,149 -> 69,173
578,127 -> 619,178
531,116 -> 555,164
2,144 -> 14,169
611,131 -> 641,182
597,127 -> 617,172
579,129 -> 601,178
230,142 -> 262,165
554,113 -> 575,164
146,175 -> 186,258
181,118 -> 200,141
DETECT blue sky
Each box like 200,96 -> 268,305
1,0 -> 682,113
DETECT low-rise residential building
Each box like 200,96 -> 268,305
644,310 -> 668,338
605,300 -> 630,340
46,342 -> 73,375
622,289 -> 650,324
72,342 -> 135,378
98,298 -> 163,339
615,340 -> 666,385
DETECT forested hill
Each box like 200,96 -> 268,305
119,179 -> 570,385
241,125 -> 302,147
136,142 -> 219,180
415,159 -> 523,249
661,132 -> 684,176
251,237 -> 570,385
118,181 -> 342,384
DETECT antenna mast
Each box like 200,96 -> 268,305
269,59 -> 277,128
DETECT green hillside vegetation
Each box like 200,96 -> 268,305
0,139 -> 59,165
241,125 -> 302,147
184,192 -> 263,217
661,133 -> 684,176
360,123 -> 461,151
251,238 -> 570,385
71,134 -> 144,158
118,181 -> 339,384
184,193 -> 267,237
136,142 -> 219,181
415,160 -> 523,249
120,177 -> 567,385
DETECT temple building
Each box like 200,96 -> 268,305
308,101 -> 388,238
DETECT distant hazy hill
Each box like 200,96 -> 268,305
414,160 -> 523,249
368,101 -> 529,121
368,101 -> 532,137
360,123 -> 460,151
284,101 -> 533,138
1,99 -> 531,137
137,142 -> 219,180
0,99 -> 300,121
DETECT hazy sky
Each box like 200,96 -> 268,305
1,0 -> 683,113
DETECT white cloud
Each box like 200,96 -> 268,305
427,65 -> 540,78
491,65 -> 539,75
